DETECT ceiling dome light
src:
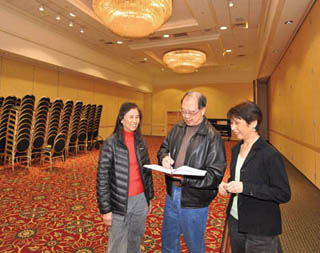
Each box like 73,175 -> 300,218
92,0 -> 172,38
284,20 -> 294,24
163,49 -> 207,74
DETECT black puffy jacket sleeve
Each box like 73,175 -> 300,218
96,137 -> 114,215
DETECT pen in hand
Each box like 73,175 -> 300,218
168,152 -> 174,170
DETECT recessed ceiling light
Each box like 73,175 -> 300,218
220,26 -> 228,30
117,41 -> 123,44
70,12 -> 76,17
228,1 -> 234,7
39,6 -> 45,12
284,20 -> 294,24
69,22 -> 73,27
163,34 -> 170,38
80,28 -> 84,33
56,16 -> 61,21
143,58 -> 148,61
226,49 -> 232,53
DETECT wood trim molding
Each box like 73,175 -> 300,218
269,129 -> 320,153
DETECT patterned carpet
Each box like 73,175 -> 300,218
0,136 -> 235,253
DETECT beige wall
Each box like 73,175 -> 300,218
151,83 -> 253,136
0,57 -> 147,139
269,1 -> 320,189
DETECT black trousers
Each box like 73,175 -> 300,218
227,215 -> 283,253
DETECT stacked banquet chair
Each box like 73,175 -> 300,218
0,96 -> 17,163
60,100 -> 73,137
41,99 -> 66,170
29,96 -> 50,164
92,105 -> 103,149
86,104 -> 96,150
76,104 -> 90,153
4,94 -> 35,170
76,118 -> 88,154
66,101 -> 83,156
0,96 -> 4,108
15,98 -> 21,108
45,99 -> 63,147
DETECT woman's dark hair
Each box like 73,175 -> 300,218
227,101 -> 262,131
113,102 -> 142,136
181,91 -> 207,109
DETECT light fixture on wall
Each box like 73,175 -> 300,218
92,0 -> 172,38
163,49 -> 207,74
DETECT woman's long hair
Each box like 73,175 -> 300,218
113,102 -> 142,137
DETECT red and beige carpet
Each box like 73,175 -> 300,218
0,136 -> 235,252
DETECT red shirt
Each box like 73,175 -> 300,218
123,130 -> 144,196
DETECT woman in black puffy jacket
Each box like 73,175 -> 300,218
96,102 -> 154,253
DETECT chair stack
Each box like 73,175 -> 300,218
2,107 -> 18,168
0,96 -> 4,108
87,104 -> 96,149
66,101 -> 83,156
0,96 -> 17,159
60,100 -> 73,137
76,117 -> 88,153
92,105 -> 103,148
29,96 -> 50,162
45,99 -> 63,148
4,94 -> 35,170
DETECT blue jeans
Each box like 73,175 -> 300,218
161,185 -> 209,253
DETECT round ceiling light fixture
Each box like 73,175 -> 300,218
163,49 -> 207,74
92,0 -> 172,38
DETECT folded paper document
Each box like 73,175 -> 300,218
144,164 -> 207,176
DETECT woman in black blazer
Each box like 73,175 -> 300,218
219,101 -> 291,253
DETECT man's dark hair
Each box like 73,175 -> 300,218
181,91 -> 207,109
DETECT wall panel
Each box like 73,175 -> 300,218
269,0 -> 320,189
1,58 -> 33,97
33,66 -> 59,102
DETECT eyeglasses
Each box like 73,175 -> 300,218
180,109 -> 200,116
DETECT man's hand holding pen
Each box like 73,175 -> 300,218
162,153 -> 174,170
162,153 -> 183,181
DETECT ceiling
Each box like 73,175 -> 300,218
0,0 -> 316,90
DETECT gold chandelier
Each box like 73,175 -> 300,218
92,0 -> 172,38
163,49 -> 207,74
